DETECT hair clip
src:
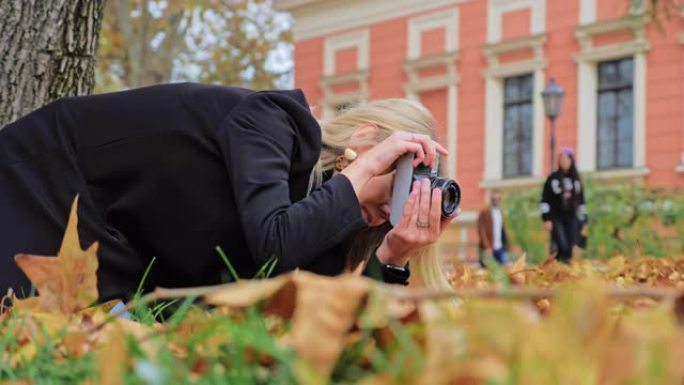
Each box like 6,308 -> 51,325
335,148 -> 357,171
344,148 -> 357,161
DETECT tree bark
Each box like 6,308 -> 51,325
0,0 -> 106,127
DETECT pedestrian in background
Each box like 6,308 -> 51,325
540,148 -> 587,263
477,189 -> 509,267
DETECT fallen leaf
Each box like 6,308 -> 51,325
96,325 -> 129,385
14,196 -> 99,314
203,270 -> 370,378
286,271 -> 369,378
506,253 -> 527,285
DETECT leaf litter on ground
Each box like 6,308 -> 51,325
2,197 -> 684,384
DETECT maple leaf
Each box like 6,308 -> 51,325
14,196 -> 99,314
506,253 -> 527,285
204,270 -> 370,379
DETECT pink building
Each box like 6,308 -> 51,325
277,0 -> 684,259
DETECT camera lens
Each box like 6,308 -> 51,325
431,178 -> 461,218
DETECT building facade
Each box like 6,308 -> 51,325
277,0 -> 684,260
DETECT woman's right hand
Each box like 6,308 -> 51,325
341,132 -> 447,195
359,131 -> 447,175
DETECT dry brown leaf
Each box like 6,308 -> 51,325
96,324 -> 129,385
14,196 -> 99,314
506,253 -> 527,285
286,271 -> 369,377
203,275 -> 293,317
7,311 -> 71,367
61,330 -> 90,358
204,270 -> 370,378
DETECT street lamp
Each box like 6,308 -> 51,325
541,78 -> 565,172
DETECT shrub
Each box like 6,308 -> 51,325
503,182 -> 684,262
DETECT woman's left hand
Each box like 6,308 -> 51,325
376,178 -> 460,266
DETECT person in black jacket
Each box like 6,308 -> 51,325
540,148 -> 587,263
0,83 -> 457,301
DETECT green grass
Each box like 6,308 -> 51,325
1,249 -> 424,385
0,296 -> 426,385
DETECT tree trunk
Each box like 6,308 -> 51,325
0,0 -> 106,127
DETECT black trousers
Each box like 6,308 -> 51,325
551,216 -> 579,263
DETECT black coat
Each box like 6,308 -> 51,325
540,170 -> 587,222
0,83 -> 382,301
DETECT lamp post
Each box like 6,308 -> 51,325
541,78 -> 565,172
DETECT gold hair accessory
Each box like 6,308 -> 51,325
344,148 -> 357,161
335,148 -> 358,172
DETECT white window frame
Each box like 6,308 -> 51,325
323,29 -> 369,77
482,2 -> 546,188
579,0 -> 645,26
487,0 -> 546,44
281,0 -> 471,41
321,29 -> 370,119
575,16 -> 649,175
405,8 -> 460,180
501,73 -> 536,178
407,8 -> 459,60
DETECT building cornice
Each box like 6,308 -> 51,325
404,51 -> 460,94
574,15 -> 650,62
274,0 -> 322,10
482,33 -> 547,78
480,176 -> 546,190
279,0 -> 472,41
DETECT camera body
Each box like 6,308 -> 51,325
389,154 -> 461,226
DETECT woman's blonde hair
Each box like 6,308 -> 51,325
309,98 -> 453,290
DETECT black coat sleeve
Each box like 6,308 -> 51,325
219,91 -> 367,272
363,250 -> 410,285
577,179 -> 587,223
541,177 -> 552,222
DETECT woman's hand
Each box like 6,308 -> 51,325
376,178 -> 460,266
341,132 -> 447,196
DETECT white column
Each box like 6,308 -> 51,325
484,77 -> 503,180
681,37 -> 684,167
579,0 -> 597,25
633,52 -> 647,168
533,68 -> 545,176
576,60 -> 597,172
447,83 -> 458,179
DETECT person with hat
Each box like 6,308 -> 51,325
540,148 -> 587,263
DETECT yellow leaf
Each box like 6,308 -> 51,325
96,325 -> 129,385
203,275 -> 292,312
14,196 -> 99,314
286,271 -> 369,378
62,330 -> 90,358
506,253 -> 527,285
204,270 -> 370,379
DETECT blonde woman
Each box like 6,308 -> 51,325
0,83 -> 458,301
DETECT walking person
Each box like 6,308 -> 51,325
540,148 -> 587,263
477,190 -> 509,267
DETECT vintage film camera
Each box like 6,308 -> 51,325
389,153 -> 461,226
